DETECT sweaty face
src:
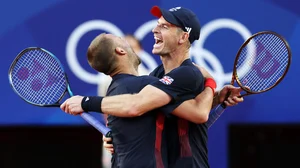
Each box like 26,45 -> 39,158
152,17 -> 181,56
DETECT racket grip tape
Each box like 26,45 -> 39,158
80,113 -> 111,137
207,103 -> 226,128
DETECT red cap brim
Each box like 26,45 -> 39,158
150,6 -> 162,18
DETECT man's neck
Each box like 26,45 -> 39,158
110,65 -> 139,77
161,50 -> 189,74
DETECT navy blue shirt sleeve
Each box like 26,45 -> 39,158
150,66 -> 204,116
150,66 -> 201,102
139,75 -> 159,88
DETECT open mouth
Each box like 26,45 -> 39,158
154,37 -> 163,48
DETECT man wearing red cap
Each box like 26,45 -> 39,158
149,6 -> 219,168
61,6 -> 243,168
147,6 -> 216,166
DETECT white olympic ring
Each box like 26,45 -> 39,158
66,20 -> 124,84
66,18 -> 253,88
192,18 -> 253,88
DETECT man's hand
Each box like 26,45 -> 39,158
218,85 -> 244,107
60,95 -> 85,115
103,136 -> 114,154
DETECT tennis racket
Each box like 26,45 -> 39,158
8,47 -> 112,137
207,31 -> 292,128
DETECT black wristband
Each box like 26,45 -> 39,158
81,96 -> 103,113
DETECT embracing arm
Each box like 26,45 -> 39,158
192,64 -> 243,109
173,85 -> 244,125
170,64 -> 244,125
171,87 -> 214,124
101,85 -> 172,117
171,86 -> 243,125
169,65 -> 215,124
61,85 -> 172,117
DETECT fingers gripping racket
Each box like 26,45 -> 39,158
8,47 -> 111,137
207,31 -> 292,128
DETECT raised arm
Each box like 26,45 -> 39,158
171,64 -> 243,125
60,85 -> 172,117
171,87 -> 214,124
170,67 -> 216,124
172,82 -> 244,125
61,66 -> 202,117
100,85 -> 172,117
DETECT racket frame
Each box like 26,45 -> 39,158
232,31 -> 292,97
8,47 -> 112,137
208,31 -> 292,128
8,47 -> 70,107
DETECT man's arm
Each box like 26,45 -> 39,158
192,64 -> 244,109
171,87 -> 214,124
101,85 -> 172,117
171,65 -> 243,124
152,66 -> 216,124
167,65 -> 214,124
169,84 -> 244,125
62,66 -> 201,117
60,85 -> 172,117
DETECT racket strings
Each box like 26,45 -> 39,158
256,35 -> 288,89
236,33 -> 289,92
11,49 -> 66,105
31,50 -> 66,104
240,39 -> 284,90
241,36 -> 287,90
243,38 -> 285,89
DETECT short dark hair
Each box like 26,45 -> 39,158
87,34 -> 118,75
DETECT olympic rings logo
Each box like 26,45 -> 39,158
66,18 -> 253,89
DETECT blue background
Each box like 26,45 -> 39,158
1,0 -> 299,168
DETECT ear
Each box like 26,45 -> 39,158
178,32 -> 189,45
115,47 -> 127,55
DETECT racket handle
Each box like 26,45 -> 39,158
80,113 -> 112,137
206,103 -> 227,128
